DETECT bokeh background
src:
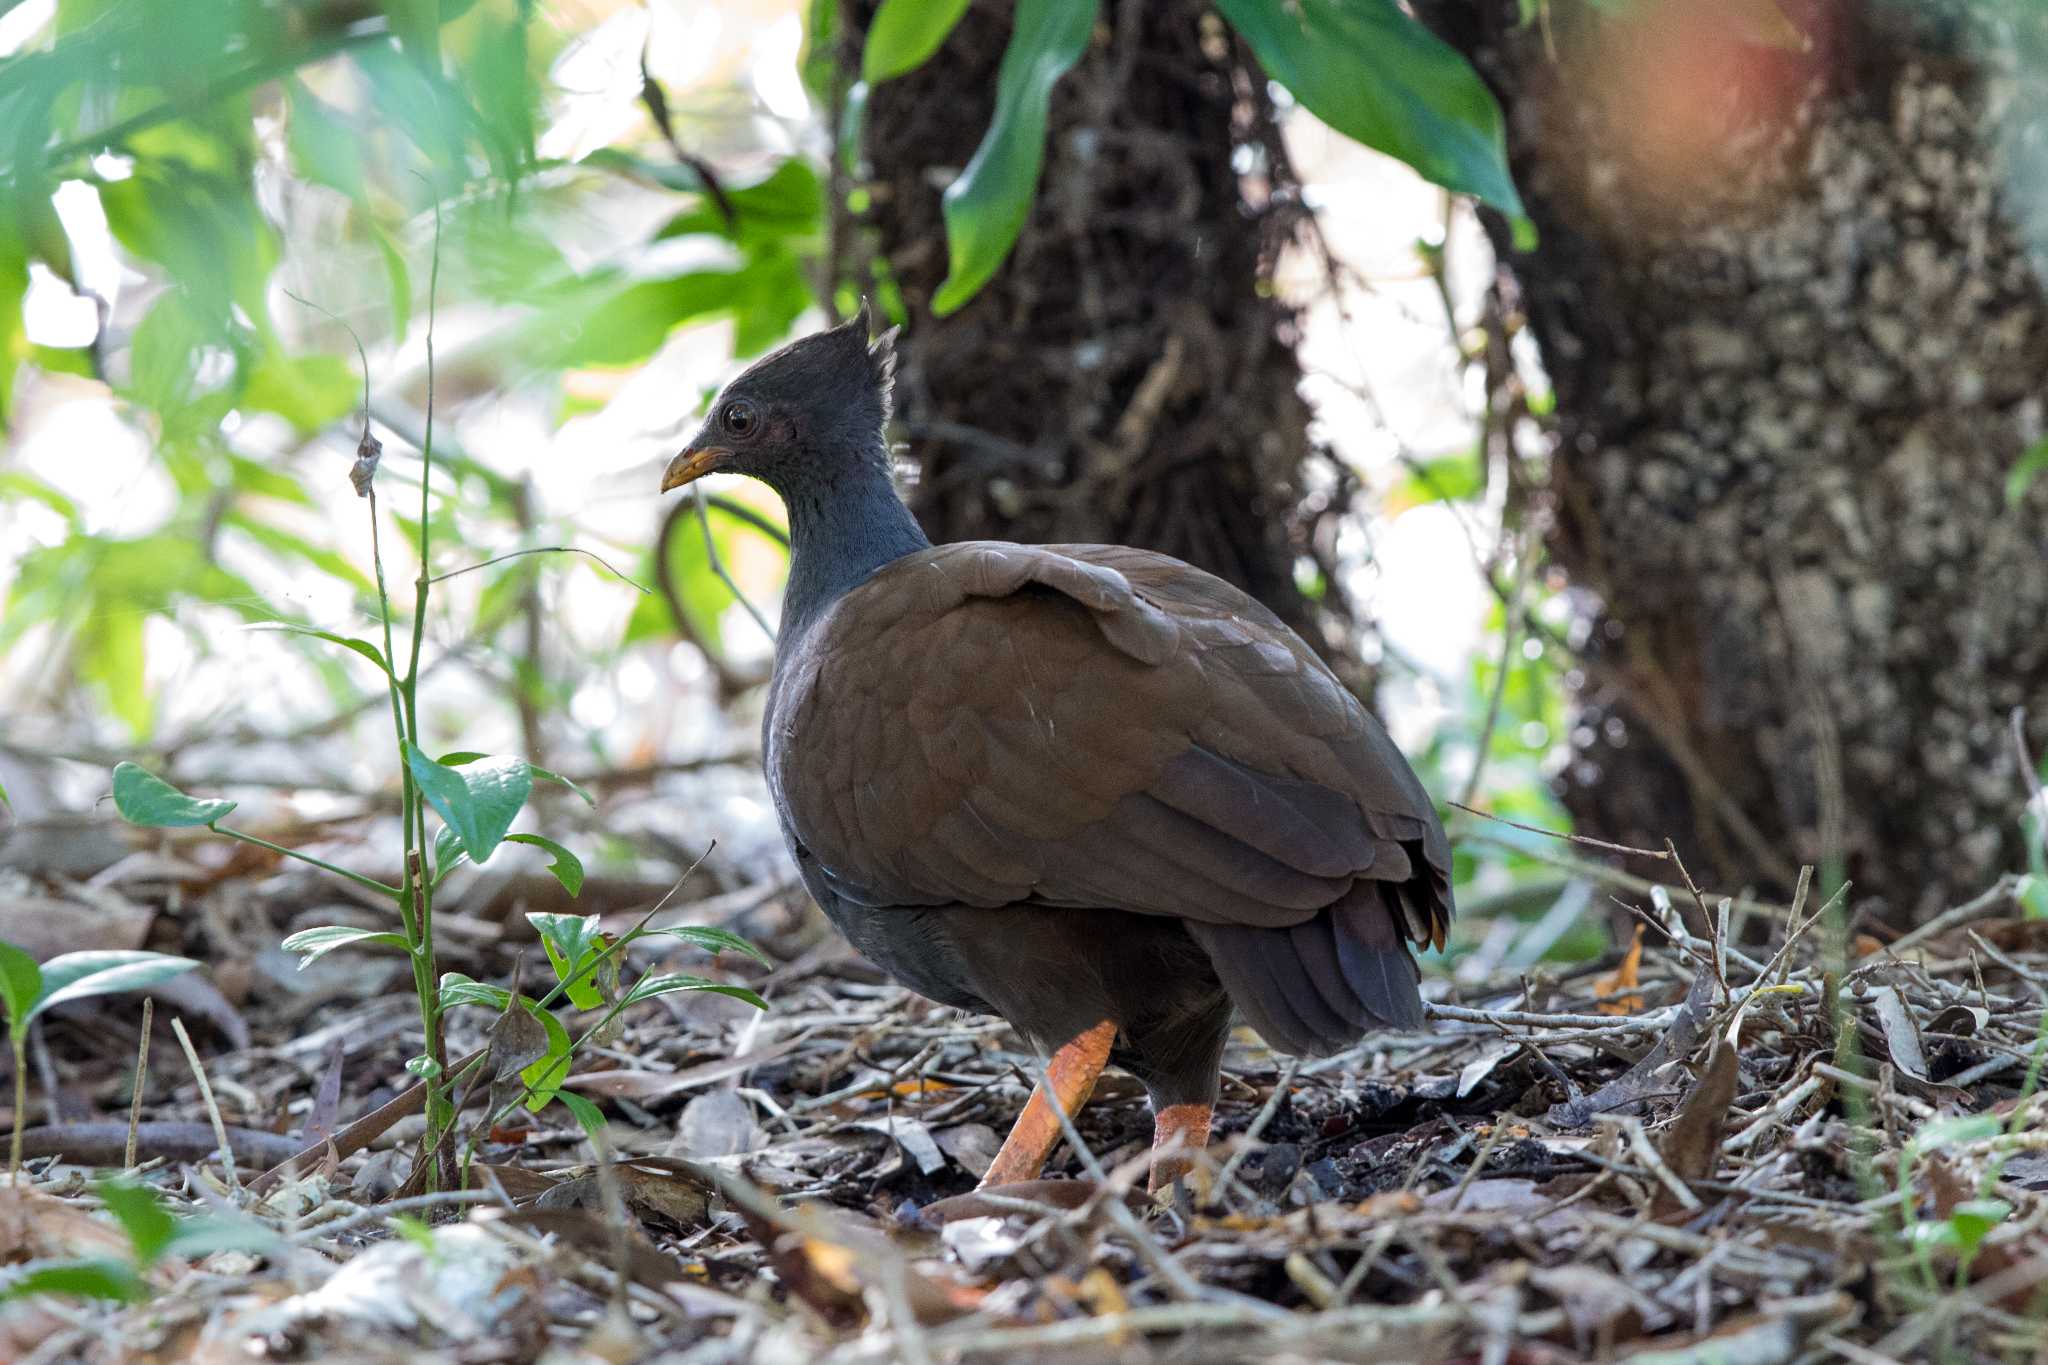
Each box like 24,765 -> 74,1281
1,0 -> 2044,961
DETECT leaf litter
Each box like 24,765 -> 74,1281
3,801 -> 2047,1363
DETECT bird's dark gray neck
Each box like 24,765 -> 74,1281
774,452 -> 930,648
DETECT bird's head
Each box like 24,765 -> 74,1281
661,305 -> 897,498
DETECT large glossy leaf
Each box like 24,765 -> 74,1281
30,950 -> 200,1024
404,744 -> 531,863
111,763 -> 237,828
0,941 -> 40,1033
1216,0 -> 1523,216
863,0 -> 973,83
931,0 -> 1100,315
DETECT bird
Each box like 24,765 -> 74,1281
660,308 -> 1452,1196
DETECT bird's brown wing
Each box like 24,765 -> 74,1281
767,540 -> 1452,1049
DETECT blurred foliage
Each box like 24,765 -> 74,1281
0,0 -> 1586,968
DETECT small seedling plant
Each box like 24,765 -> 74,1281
0,1177 -> 276,1305
0,944 -> 197,1180
108,304 -> 766,1187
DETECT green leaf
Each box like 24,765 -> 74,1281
0,942 -> 41,1034
520,1005 -> 574,1111
96,1180 -> 176,1267
648,925 -> 772,968
433,824 -> 469,883
404,744 -> 531,863
279,926 -> 413,966
0,1259 -> 148,1305
240,352 -> 360,434
863,0 -> 972,83
1215,0 -> 1524,217
439,753 -> 595,808
1949,1198 -> 2012,1256
1908,1113 -> 2003,1156
111,763 -> 237,829
29,951 -> 199,1025
621,973 -> 767,1011
162,1213 -> 282,1260
554,1090 -> 607,1140
932,0 -> 1099,315
245,623 -> 392,677
438,972 -> 513,1012
2008,436 -> 2048,509
527,911 -> 604,1009
507,834 -> 585,898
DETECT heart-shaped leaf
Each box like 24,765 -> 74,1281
0,941 -> 40,1033
507,834 -> 585,897
111,763 -> 237,828
404,744 -> 531,863
30,951 -> 199,1024
280,926 -> 412,966
439,753 -> 596,808
527,911 -> 606,1008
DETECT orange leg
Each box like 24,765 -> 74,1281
978,1019 -> 1117,1188
1148,1102 -> 1214,1196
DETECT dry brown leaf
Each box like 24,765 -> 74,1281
1652,1013 -> 1741,1216
1593,925 -> 1646,1015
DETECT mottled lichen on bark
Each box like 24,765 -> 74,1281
1444,0 -> 2048,917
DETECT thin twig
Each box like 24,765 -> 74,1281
1449,802 -> 1672,859
1211,1060 -> 1298,1200
427,546 -> 653,593
171,1017 -> 239,1194
692,485 -> 777,642
125,998 -> 152,1170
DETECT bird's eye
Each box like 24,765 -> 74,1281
721,400 -> 759,438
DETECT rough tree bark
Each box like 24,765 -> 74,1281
1434,0 -> 2048,918
845,0 -> 1357,667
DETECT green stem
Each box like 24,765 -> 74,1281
8,1036 -> 24,1183
208,825 -> 401,898
399,198 -> 452,1188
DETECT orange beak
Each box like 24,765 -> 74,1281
660,446 -> 731,493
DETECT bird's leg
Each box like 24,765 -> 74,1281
978,1018 -> 1117,1188
1148,1102 -> 1214,1197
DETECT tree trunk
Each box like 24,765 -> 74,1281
1436,0 -> 2048,919
846,0 -> 1355,665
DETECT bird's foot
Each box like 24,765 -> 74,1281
977,1019 -> 1117,1189
1147,1101 -> 1214,1203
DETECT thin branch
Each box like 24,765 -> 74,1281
427,546 -> 652,593
693,485 -> 777,642
1448,800 -> 1672,859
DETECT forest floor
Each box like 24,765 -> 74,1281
2,807 -> 2046,1364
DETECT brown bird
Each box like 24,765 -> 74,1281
661,310 -> 1452,1194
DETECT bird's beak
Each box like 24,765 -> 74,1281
660,445 -> 731,493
